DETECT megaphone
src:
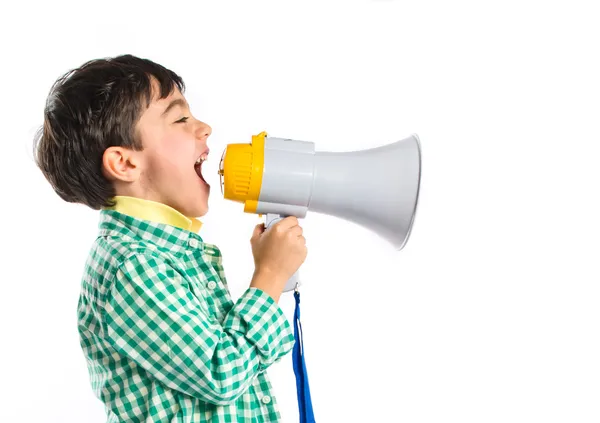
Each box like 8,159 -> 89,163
217,131 -> 421,291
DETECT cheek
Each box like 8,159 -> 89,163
151,136 -> 194,175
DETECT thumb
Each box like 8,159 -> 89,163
251,222 -> 265,240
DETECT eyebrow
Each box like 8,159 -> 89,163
161,98 -> 188,117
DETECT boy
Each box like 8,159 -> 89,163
33,54 -> 307,422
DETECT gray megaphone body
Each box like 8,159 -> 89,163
218,132 -> 422,292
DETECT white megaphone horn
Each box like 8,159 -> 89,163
218,131 -> 422,291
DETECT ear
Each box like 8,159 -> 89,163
102,147 -> 142,182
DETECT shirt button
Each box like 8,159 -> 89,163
207,281 -> 217,290
189,238 -> 198,248
261,395 -> 271,404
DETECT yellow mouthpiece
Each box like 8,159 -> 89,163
218,131 -> 266,214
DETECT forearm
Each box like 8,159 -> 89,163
249,268 -> 286,303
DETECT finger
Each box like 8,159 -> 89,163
290,226 -> 303,237
300,235 -> 306,246
276,216 -> 299,231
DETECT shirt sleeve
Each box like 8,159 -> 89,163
103,252 -> 295,405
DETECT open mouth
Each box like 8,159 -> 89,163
194,153 -> 209,184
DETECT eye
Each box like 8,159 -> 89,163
175,116 -> 189,123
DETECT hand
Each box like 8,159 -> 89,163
249,216 -> 307,301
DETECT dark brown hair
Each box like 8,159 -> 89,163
33,54 -> 185,209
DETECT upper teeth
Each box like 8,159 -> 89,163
196,154 -> 208,164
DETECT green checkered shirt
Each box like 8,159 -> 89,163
78,208 -> 295,422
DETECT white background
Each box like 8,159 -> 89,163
1,1 -> 599,422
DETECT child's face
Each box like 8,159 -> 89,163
134,80 -> 212,218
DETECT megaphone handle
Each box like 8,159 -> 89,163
264,213 -> 301,293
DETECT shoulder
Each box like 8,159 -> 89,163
83,234 -> 170,293
93,234 -> 162,268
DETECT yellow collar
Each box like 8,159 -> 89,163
103,196 -> 203,233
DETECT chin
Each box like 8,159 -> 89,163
197,206 -> 209,217
191,200 -> 209,218
184,182 -> 210,217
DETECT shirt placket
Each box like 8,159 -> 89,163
187,237 -> 231,322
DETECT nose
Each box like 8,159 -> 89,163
195,120 -> 212,140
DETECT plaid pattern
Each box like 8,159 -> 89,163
78,209 -> 295,422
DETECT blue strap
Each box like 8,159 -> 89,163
293,290 -> 316,423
